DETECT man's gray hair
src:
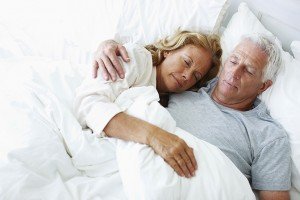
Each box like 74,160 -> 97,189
240,33 -> 283,82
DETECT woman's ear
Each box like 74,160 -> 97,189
163,51 -> 170,58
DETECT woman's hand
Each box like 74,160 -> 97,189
147,127 -> 198,178
104,112 -> 197,178
93,40 -> 130,80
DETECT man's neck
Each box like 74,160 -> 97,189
211,88 -> 255,112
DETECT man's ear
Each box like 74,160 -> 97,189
258,80 -> 272,94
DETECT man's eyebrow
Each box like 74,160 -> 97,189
247,65 -> 256,70
231,54 -> 240,60
244,62 -> 257,72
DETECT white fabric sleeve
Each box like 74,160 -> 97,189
73,43 -> 153,135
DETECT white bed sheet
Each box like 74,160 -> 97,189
1,0 -> 299,199
0,58 -> 126,200
0,57 -> 254,199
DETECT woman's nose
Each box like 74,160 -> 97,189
182,70 -> 193,81
182,69 -> 194,81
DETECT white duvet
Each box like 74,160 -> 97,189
0,57 -> 255,200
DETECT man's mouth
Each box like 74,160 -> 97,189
223,80 -> 238,89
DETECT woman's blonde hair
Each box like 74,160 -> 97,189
145,30 -> 222,89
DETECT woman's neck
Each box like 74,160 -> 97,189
156,65 -> 165,93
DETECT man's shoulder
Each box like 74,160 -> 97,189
252,100 -> 288,138
247,103 -> 290,155
249,102 -> 291,191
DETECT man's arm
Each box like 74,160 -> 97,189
104,112 -> 197,178
258,191 -> 290,200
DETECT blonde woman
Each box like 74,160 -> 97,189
74,30 -> 222,178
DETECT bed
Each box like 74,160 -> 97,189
0,0 -> 299,199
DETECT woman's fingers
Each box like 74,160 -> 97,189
107,50 -> 125,79
166,158 -> 184,177
93,40 -> 128,80
174,154 -> 192,178
118,44 -> 130,62
180,148 -> 196,176
186,147 -> 198,170
92,60 -> 99,79
149,129 -> 198,178
167,142 -> 196,178
101,55 -> 117,81
96,59 -> 110,80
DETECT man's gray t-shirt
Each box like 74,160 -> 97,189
167,78 -> 291,190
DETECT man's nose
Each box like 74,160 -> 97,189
230,65 -> 242,80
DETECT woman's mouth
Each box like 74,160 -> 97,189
171,74 -> 183,88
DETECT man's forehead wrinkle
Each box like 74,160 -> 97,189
232,48 -> 265,69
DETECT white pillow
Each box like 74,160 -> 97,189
0,0 -> 123,64
291,41 -> 300,60
114,0 -> 229,45
221,2 -> 300,198
221,3 -> 279,61
263,51 -> 300,199
0,23 -> 39,59
260,13 -> 300,53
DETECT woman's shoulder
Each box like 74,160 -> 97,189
123,43 -> 148,52
122,43 -> 154,79
123,43 -> 151,61
123,43 -> 152,71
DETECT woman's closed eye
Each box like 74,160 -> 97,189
194,72 -> 202,81
184,56 -> 193,67
184,59 -> 190,67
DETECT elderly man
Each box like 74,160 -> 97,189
88,34 -> 291,200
